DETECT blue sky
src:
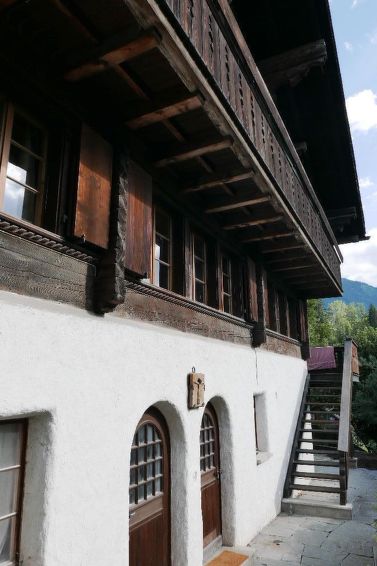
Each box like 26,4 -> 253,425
330,0 -> 377,286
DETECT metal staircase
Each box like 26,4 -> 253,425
283,340 -> 358,510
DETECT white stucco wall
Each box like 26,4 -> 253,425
0,290 -> 307,566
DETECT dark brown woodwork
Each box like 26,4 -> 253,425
261,243 -> 306,254
253,264 -> 268,346
241,230 -> 294,243
182,171 -> 254,194
231,257 -> 244,318
126,93 -> 203,130
94,149 -> 128,314
65,30 -> 161,81
129,409 -> 170,566
154,138 -> 233,168
124,161 -> 152,278
258,40 -> 328,89
205,195 -> 270,214
223,213 -> 282,231
74,125 -> 113,249
201,404 -> 222,549
298,299 -> 309,359
246,257 -> 258,322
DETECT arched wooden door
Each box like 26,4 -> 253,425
200,403 -> 222,548
129,409 -> 170,566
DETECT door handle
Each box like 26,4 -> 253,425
216,468 -> 222,480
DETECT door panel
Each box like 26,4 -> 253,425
200,404 -> 222,548
129,409 -> 170,566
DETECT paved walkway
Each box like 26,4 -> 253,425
247,467 -> 377,566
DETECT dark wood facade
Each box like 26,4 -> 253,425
0,0 -> 364,356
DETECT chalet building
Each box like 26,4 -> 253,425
0,1 -> 365,565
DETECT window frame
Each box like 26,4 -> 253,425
192,231 -> 207,304
220,251 -> 233,315
0,418 -> 28,566
0,101 -> 48,228
152,205 -> 173,291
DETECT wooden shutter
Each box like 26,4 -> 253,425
74,124 -> 113,248
246,258 -> 258,322
125,160 -> 152,277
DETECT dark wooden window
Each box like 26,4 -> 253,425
220,253 -> 232,314
288,298 -> 298,340
0,420 -> 27,566
0,103 -> 47,226
278,291 -> 288,336
267,280 -> 277,331
153,207 -> 172,290
200,411 -> 216,472
192,233 -> 207,304
129,421 -> 164,506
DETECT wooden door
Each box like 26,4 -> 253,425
200,403 -> 222,548
129,409 -> 170,566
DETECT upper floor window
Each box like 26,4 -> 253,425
153,207 -> 172,290
192,233 -> 207,304
0,103 -> 47,226
221,253 -> 232,314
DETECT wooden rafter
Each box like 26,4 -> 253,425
272,264 -> 316,273
261,243 -> 305,254
183,170 -> 254,193
154,138 -> 233,167
223,214 -> 282,231
126,93 -> 203,129
205,195 -> 270,214
65,30 -> 161,81
265,253 -> 306,264
241,230 -> 294,243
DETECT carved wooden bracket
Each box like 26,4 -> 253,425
93,149 -> 128,314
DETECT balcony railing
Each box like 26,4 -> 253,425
160,0 -> 342,289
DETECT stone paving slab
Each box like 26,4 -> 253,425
247,468 -> 377,566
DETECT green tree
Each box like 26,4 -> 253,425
353,370 -> 377,450
307,299 -> 333,346
368,304 -> 377,328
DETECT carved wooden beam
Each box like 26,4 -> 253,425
259,40 -> 327,89
205,195 -> 270,214
223,213 -> 282,231
154,137 -> 233,167
183,170 -> 254,193
65,30 -> 161,81
126,93 -> 203,129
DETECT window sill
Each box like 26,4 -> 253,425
0,212 -> 97,264
256,451 -> 271,466
125,277 -> 253,329
266,328 -> 301,346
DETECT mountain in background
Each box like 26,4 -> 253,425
324,278 -> 377,309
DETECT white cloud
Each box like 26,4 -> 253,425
351,0 -> 360,8
344,41 -> 354,51
341,228 -> 377,286
346,90 -> 377,132
359,176 -> 374,189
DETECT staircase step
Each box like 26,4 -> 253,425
309,386 -> 341,390
281,498 -> 353,520
297,449 -> 339,454
299,437 -> 338,444
293,459 -> 339,467
305,403 -> 340,407
290,483 -> 341,494
292,471 -> 341,480
302,420 -> 339,425
303,411 -> 339,415
299,429 -> 339,434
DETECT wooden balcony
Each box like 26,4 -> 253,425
125,0 -> 342,296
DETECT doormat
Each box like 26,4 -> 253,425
206,550 -> 249,566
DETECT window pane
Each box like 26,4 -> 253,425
194,258 -> 205,282
0,470 -> 19,518
194,235 -> 205,260
146,481 -> 153,497
155,234 -> 169,264
3,179 -> 36,222
11,112 -> 44,156
0,518 -> 12,563
195,281 -> 205,303
0,424 -> 22,469
224,295 -> 231,314
223,275 -> 230,295
146,425 -> 154,443
129,488 -> 136,505
222,256 -> 230,275
155,210 -> 170,238
8,145 -> 41,189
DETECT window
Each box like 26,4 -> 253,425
221,253 -> 232,314
253,394 -> 269,465
0,420 -> 27,566
153,207 -> 172,290
0,103 -> 47,226
192,233 -> 207,304
267,280 -> 277,331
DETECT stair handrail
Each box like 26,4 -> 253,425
337,339 -> 354,453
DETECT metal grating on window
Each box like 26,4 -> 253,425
129,423 -> 164,506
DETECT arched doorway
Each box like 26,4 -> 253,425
200,403 -> 222,549
129,408 -> 170,566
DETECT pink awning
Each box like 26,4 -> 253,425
308,346 -> 336,371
